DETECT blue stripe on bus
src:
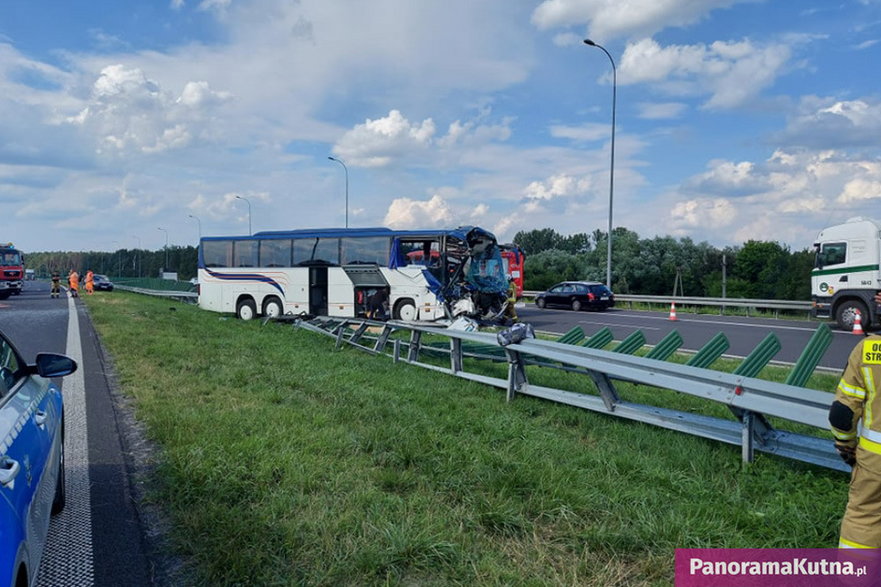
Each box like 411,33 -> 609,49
205,269 -> 285,296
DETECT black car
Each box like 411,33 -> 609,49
535,281 -> 615,311
93,274 -> 114,291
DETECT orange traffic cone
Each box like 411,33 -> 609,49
669,302 -> 678,321
853,310 -> 865,335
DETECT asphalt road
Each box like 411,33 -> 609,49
518,304 -> 858,373
0,281 -> 152,586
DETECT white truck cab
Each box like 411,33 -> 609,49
811,217 -> 881,330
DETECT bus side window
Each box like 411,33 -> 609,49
234,240 -> 258,267
203,240 -> 233,268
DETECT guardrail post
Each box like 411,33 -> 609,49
504,349 -> 528,402
451,338 -> 463,373
742,411 -> 755,464
374,325 -> 393,354
335,323 -> 347,350
393,339 -> 401,363
407,331 -> 422,362
586,371 -> 620,411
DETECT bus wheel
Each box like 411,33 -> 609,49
263,297 -> 283,319
394,299 -> 417,321
836,299 -> 868,332
236,298 -> 257,321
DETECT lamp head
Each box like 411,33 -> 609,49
584,39 -> 596,46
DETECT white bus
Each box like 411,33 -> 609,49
197,226 -> 510,322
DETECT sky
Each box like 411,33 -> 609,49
1,0 -> 881,254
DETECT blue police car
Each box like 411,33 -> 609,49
0,329 -> 77,587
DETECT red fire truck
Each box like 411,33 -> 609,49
0,243 -> 24,299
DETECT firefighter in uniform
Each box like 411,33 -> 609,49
504,278 -> 519,323
830,292 -> 881,549
50,270 -> 61,298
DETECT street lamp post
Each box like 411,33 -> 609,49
235,196 -> 252,235
327,156 -> 349,228
188,214 -> 202,240
584,39 -> 617,290
157,227 -> 169,272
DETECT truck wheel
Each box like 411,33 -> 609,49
836,300 -> 868,332
236,298 -> 257,321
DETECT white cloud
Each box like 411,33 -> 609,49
332,110 -> 436,167
531,0 -> 754,40
837,178 -> 881,204
66,64 -> 231,156
550,123 -> 612,142
384,194 -> 454,228
618,38 -> 791,109
684,160 -> 771,196
524,173 -> 591,202
669,198 -> 738,229
777,98 -> 881,149
332,109 -> 513,168
636,101 -> 687,119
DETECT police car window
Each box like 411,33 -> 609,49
0,338 -> 21,397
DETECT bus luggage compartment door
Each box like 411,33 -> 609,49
309,267 -> 328,316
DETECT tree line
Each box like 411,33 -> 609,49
24,226 -> 815,300
512,227 -> 814,300
24,247 -> 199,281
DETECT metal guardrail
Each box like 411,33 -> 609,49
114,284 -> 198,303
294,316 -> 844,473
523,292 -> 812,316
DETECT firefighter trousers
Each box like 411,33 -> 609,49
840,460 -> 881,549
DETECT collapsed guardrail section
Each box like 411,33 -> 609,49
294,317 -> 845,473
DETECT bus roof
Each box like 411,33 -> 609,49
203,226 -> 487,242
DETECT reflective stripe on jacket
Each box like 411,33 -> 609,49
832,335 -> 881,470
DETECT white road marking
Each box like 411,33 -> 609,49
577,319 -> 662,331
607,312 -> 829,333
37,296 -> 95,585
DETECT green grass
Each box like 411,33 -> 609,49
84,293 -> 849,586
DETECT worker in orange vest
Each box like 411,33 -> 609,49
68,269 -> 79,297
85,269 -> 94,295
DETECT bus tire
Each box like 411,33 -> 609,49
236,298 -> 257,321
836,299 -> 868,332
394,299 -> 417,321
263,297 -> 283,319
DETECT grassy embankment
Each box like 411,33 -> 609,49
83,292 -> 847,586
